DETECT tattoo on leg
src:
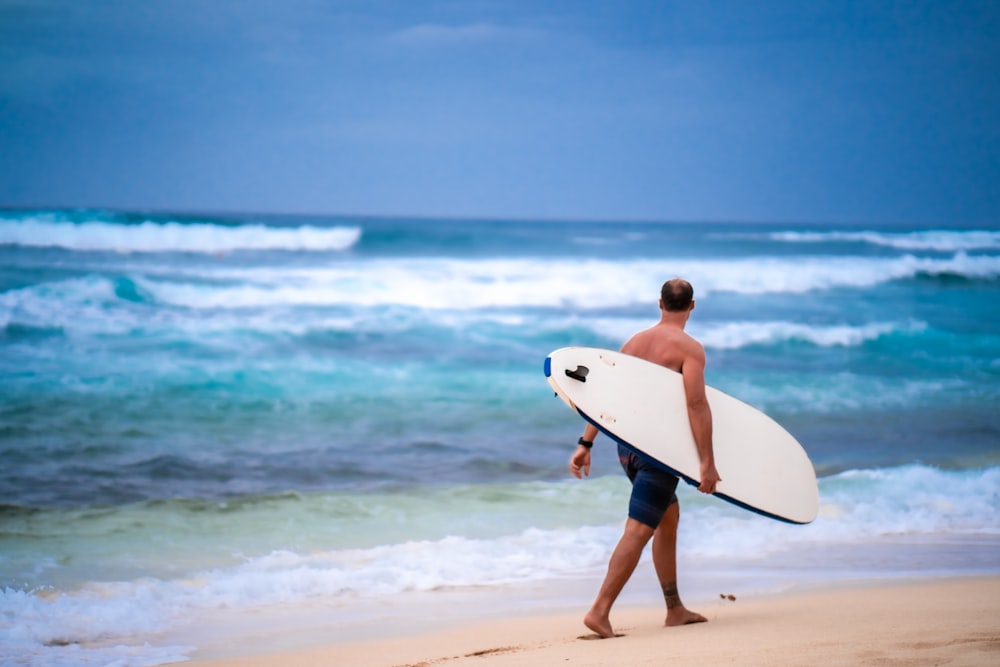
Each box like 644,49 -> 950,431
661,581 -> 681,609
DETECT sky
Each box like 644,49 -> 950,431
1,0 -> 998,225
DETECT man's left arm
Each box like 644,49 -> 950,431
681,349 -> 721,494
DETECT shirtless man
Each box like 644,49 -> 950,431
569,277 -> 721,638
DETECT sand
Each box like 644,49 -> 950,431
178,576 -> 999,667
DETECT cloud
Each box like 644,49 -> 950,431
388,22 -> 540,47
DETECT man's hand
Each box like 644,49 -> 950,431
697,462 -> 721,494
569,446 -> 591,479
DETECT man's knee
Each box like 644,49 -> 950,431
623,517 -> 656,543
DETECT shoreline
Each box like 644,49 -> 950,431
177,575 -> 1000,667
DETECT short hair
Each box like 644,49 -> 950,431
660,278 -> 694,312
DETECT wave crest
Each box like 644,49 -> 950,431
771,229 -> 1000,252
0,218 -> 362,254
700,320 -> 924,349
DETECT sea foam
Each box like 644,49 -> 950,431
38,252 -> 995,312
0,272 -> 929,352
0,217 -> 362,253
2,465 -> 997,666
689,320 -> 921,349
770,229 -> 1000,251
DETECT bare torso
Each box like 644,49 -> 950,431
619,322 -> 703,374
571,304 -> 718,496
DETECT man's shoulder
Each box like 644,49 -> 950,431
673,330 -> 706,366
664,326 -> 703,350
682,329 -> 705,351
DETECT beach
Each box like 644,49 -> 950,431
1,211 -> 998,666
182,577 -> 1000,667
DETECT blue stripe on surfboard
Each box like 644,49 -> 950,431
544,356 -> 552,378
576,408 -> 808,526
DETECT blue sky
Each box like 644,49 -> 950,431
1,0 -> 998,224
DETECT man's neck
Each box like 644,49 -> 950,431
659,311 -> 689,330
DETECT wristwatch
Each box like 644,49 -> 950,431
577,437 -> 593,449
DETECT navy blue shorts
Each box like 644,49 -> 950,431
618,443 -> 679,528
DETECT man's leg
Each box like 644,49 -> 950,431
584,517 -> 655,638
651,502 -> 707,626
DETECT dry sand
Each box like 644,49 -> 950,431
179,576 -> 999,666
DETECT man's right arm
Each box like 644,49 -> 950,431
569,423 -> 599,479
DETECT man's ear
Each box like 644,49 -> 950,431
689,300 -> 696,312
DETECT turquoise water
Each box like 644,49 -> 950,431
1,210 -> 998,665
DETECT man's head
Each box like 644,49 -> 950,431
660,278 -> 694,312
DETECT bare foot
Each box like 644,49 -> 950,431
583,609 -> 616,638
665,606 -> 708,627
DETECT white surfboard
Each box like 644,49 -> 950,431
545,346 -> 818,524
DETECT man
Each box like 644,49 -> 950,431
569,277 -> 721,639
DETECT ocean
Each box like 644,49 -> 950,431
1,209 -> 998,666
